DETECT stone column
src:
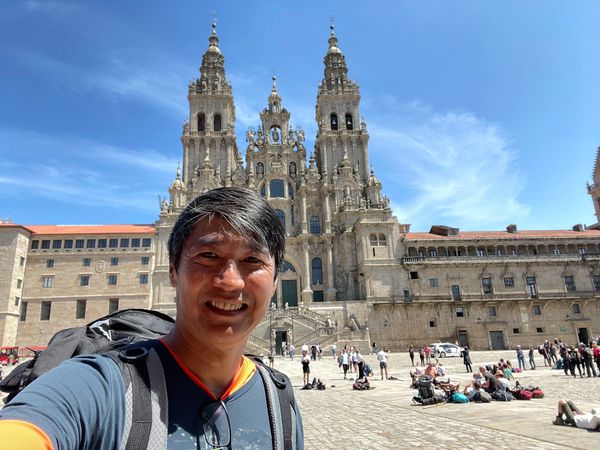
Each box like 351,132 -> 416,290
323,190 -> 332,234
301,192 -> 308,234
301,241 -> 313,302
325,240 -> 337,301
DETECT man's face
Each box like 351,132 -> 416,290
169,217 -> 277,347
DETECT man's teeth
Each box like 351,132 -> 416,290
210,302 -> 243,311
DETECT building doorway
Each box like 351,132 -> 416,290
275,330 -> 288,355
457,330 -> 469,348
578,327 -> 590,345
281,280 -> 298,307
489,331 -> 506,350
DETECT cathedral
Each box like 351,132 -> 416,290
2,22 -> 600,353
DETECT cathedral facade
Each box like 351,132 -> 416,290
2,23 -> 600,352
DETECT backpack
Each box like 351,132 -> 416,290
492,391 -> 513,401
352,378 -> 371,390
450,392 -> 469,403
417,375 -> 435,400
0,309 -> 298,450
476,391 -> 493,403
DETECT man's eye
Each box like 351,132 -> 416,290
245,256 -> 264,265
198,252 -> 218,259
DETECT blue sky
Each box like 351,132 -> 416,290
1,1 -> 599,231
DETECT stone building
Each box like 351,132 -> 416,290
1,22 -> 599,352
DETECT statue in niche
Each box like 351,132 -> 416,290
359,196 -> 367,210
256,126 -> 264,145
382,195 -> 390,209
271,127 -> 280,143
344,185 -> 351,200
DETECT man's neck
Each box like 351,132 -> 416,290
163,330 -> 246,399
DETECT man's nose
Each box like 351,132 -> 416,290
214,260 -> 245,290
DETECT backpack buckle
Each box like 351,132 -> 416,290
119,346 -> 149,362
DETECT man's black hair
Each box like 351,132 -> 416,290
168,187 -> 285,274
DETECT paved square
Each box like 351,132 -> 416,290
272,349 -> 599,449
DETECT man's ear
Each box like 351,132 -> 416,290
270,275 -> 278,296
169,262 -> 177,288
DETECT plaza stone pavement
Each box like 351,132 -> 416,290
271,350 -> 600,450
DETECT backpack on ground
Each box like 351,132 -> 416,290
352,378 -> 371,390
474,391 -> 493,403
450,392 -> 469,403
492,390 -> 513,401
417,375 -> 435,400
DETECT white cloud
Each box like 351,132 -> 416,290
367,99 -> 530,231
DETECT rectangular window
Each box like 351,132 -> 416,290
403,290 -> 411,302
40,301 -> 51,321
594,275 -> 600,292
482,277 -> 492,294
64,239 -> 73,249
269,179 -> 285,198
46,259 -> 55,268
410,271 -> 419,280
142,238 -> 151,247
429,320 -> 436,328
14,296 -> 20,306
109,239 -> 119,248
108,274 -> 118,285
86,239 -> 96,249
578,248 -> 586,255
572,303 -> 581,315
52,240 -> 62,249
536,327 -> 544,333
139,274 -> 149,285
111,257 -> 119,266
429,278 -> 439,288
513,328 -> 520,334
120,238 -> 129,248
98,239 -> 107,249
76,299 -> 87,319
83,258 -> 91,267
487,306 -> 497,317
553,248 -> 561,255
476,249 -> 485,257
20,302 -> 27,321
17,279 -> 22,289
131,238 -> 140,248
451,284 -> 461,300
19,256 -> 25,266
564,275 -> 576,292
75,239 -> 85,249
109,298 -> 119,314
455,307 -> 464,318
312,290 -> 324,302
526,276 -> 537,297
429,249 -> 438,257
141,256 -> 150,266
42,276 -> 53,288
80,275 -> 90,287
41,240 -> 51,249
31,240 -> 39,249
504,277 -> 514,287
532,305 -> 542,316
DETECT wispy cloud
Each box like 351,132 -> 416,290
0,128 -> 177,214
23,1 -> 80,14
366,98 -> 529,231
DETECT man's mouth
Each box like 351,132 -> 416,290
209,301 -> 246,312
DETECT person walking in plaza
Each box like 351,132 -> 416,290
461,346 -> 473,373
529,346 -> 536,370
341,349 -> 349,379
579,343 -> 597,377
419,347 -> 425,366
408,344 -> 415,366
424,345 -> 432,364
331,342 -> 337,358
372,342 -> 377,355
289,343 -> 296,360
356,348 -> 365,379
592,340 -> 600,376
302,350 -> 311,386
516,345 -> 526,370
377,348 -> 389,380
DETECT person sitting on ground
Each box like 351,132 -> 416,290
495,370 -> 511,392
424,362 -> 437,379
553,399 -> 600,429
463,380 -> 483,401
504,360 -> 514,379
479,366 -> 498,394
436,362 -> 446,377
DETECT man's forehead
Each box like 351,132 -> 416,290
186,219 -> 269,254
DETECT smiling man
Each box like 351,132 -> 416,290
0,188 -> 303,450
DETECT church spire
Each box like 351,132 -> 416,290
192,16 -> 231,95
322,18 -> 353,92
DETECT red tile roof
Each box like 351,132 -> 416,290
405,229 -> 600,241
25,224 -> 156,236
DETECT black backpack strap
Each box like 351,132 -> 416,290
248,355 -> 295,450
106,341 -> 168,450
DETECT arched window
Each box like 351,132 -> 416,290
260,184 -> 266,198
288,162 -> 297,175
330,113 -> 338,131
197,113 -> 206,132
279,260 -> 296,273
288,182 -> 294,199
256,162 -> 264,175
379,234 -> 387,246
370,234 -> 378,246
345,113 -> 353,130
213,114 -> 222,132
310,216 -> 321,235
275,209 -> 286,232
270,179 -> 284,198
290,205 -> 294,226
311,257 -> 323,285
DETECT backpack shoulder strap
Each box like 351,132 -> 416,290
106,341 -> 168,450
247,355 -> 296,450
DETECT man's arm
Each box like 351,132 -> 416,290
0,355 -> 126,450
